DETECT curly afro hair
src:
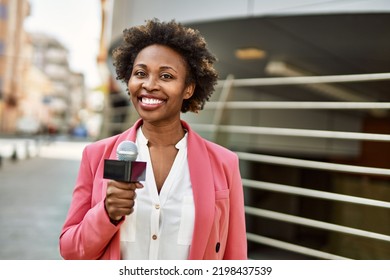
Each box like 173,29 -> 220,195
112,18 -> 218,113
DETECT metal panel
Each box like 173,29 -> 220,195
185,73 -> 390,259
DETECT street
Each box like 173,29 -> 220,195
0,140 -> 90,259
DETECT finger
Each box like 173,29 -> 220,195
106,187 -> 136,200
105,190 -> 136,207
105,200 -> 135,218
124,207 -> 135,216
111,204 -> 135,217
108,180 -> 137,190
108,180 -> 144,191
107,197 -> 135,209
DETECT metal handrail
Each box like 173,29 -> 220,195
246,232 -> 350,260
191,123 -> 390,142
215,72 -> 390,87
242,179 -> 390,209
211,74 -> 234,142
237,152 -> 390,176
245,206 -> 390,243
205,101 -> 390,110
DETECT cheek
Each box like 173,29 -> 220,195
128,80 -> 138,96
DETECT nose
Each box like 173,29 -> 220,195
142,75 -> 159,91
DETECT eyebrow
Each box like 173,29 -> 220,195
134,63 -> 178,73
160,66 -> 178,73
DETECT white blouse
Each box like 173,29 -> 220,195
120,128 -> 195,259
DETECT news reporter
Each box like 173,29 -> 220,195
59,19 -> 247,260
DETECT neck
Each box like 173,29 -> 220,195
141,119 -> 185,147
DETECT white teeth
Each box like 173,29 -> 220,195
141,97 -> 163,105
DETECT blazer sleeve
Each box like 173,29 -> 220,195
59,146 -> 121,260
224,154 -> 248,259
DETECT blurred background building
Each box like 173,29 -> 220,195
0,0 -> 91,137
98,0 -> 390,259
0,0 -> 30,134
29,32 -> 86,135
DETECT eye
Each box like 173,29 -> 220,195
133,70 -> 146,77
161,73 -> 173,80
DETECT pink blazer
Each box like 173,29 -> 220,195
59,119 -> 247,260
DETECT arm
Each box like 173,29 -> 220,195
59,146 -> 121,260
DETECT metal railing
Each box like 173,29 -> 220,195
192,72 -> 390,259
214,72 -> 390,87
191,124 -> 390,142
242,179 -> 390,209
204,101 -> 390,110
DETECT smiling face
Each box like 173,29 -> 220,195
128,44 -> 195,126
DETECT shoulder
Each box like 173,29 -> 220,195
82,127 -> 133,163
84,134 -> 120,155
203,138 -> 237,160
187,126 -> 238,164
204,140 -> 239,174
85,134 -> 120,151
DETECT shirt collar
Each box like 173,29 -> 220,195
136,127 -> 188,150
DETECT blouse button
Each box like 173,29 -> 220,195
152,234 -> 158,240
216,242 -> 221,253
155,204 -> 160,209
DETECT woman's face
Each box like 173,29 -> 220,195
128,44 -> 194,126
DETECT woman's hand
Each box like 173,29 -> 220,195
105,180 -> 144,222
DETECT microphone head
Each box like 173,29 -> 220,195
116,140 -> 138,161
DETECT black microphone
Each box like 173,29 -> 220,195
103,141 -> 146,182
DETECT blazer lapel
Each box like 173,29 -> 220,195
184,121 -> 215,259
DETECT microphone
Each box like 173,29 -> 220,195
103,141 -> 146,182
116,140 -> 138,161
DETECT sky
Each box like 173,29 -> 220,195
24,0 -> 102,88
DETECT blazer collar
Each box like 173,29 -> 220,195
183,121 -> 215,260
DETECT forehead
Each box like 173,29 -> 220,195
134,44 -> 188,70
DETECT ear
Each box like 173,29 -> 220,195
183,82 -> 195,100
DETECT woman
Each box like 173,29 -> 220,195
59,19 -> 247,260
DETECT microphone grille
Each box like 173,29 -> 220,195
116,140 -> 138,161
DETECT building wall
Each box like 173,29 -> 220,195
0,0 -> 30,133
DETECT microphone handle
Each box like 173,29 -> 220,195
103,159 -> 146,182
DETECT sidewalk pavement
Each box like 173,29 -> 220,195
0,140 -> 89,259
